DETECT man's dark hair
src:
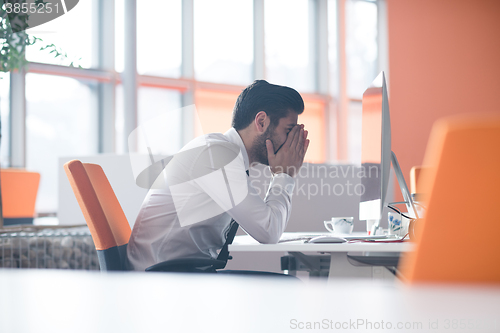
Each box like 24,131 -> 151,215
231,80 -> 304,130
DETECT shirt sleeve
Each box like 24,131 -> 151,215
190,142 -> 295,244
231,172 -> 295,244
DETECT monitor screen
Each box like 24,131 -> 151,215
359,72 -> 391,221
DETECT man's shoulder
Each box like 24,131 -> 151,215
194,134 -> 241,170
173,131 -> 242,173
181,132 -> 229,151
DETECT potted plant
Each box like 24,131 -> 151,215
0,1 -> 78,227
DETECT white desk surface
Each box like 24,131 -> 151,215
1,270 -> 499,333
230,232 -> 414,252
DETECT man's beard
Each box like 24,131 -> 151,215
250,125 -> 279,166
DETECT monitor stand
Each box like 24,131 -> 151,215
391,151 -> 419,219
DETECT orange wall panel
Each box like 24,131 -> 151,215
387,0 -> 500,200
300,99 -> 326,164
194,89 -> 239,135
361,93 -> 383,164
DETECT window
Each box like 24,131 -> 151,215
115,0 -> 125,73
115,84 -> 125,153
26,74 -> 98,213
4,0 -> 383,217
346,1 -> 378,163
194,0 -> 253,85
265,0 -> 315,92
194,89 -> 239,136
0,74 -> 9,167
137,87 -> 182,156
136,0 -> 182,77
300,99 -> 326,163
328,0 -> 339,97
26,0 -> 94,68
346,0 -> 378,99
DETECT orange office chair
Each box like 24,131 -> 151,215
1,169 -> 40,226
400,114 -> 500,284
409,166 -> 423,194
64,160 -> 226,272
64,160 -> 131,271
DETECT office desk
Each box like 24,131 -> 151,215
1,270 -> 499,333
229,233 -> 414,279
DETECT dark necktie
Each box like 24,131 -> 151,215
217,170 -> 249,264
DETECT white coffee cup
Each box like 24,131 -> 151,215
324,217 -> 354,234
388,212 -> 410,236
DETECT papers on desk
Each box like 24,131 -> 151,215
278,233 -> 401,243
278,234 -> 319,243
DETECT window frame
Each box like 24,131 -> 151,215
5,0 -> 386,215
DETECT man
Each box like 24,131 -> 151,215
127,80 -> 309,271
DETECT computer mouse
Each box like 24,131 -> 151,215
306,235 -> 347,244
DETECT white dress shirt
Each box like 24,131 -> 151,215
127,128 -> 295,271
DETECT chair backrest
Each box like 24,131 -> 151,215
1,169 -> 40,226
64,160 -> 131,271
401,114 -> 500,284
409,166 -> 422,194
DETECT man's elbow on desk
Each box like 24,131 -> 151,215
241,223 -> 282,244
235,210 -> 285,244
254,232 -> 281,244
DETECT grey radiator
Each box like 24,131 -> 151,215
0,227 -> 99,270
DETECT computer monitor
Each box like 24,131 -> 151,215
359,72 -> 419,223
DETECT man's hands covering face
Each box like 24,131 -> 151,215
266,124 -> 310,177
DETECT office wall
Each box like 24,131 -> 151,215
387,0 -> 500,198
